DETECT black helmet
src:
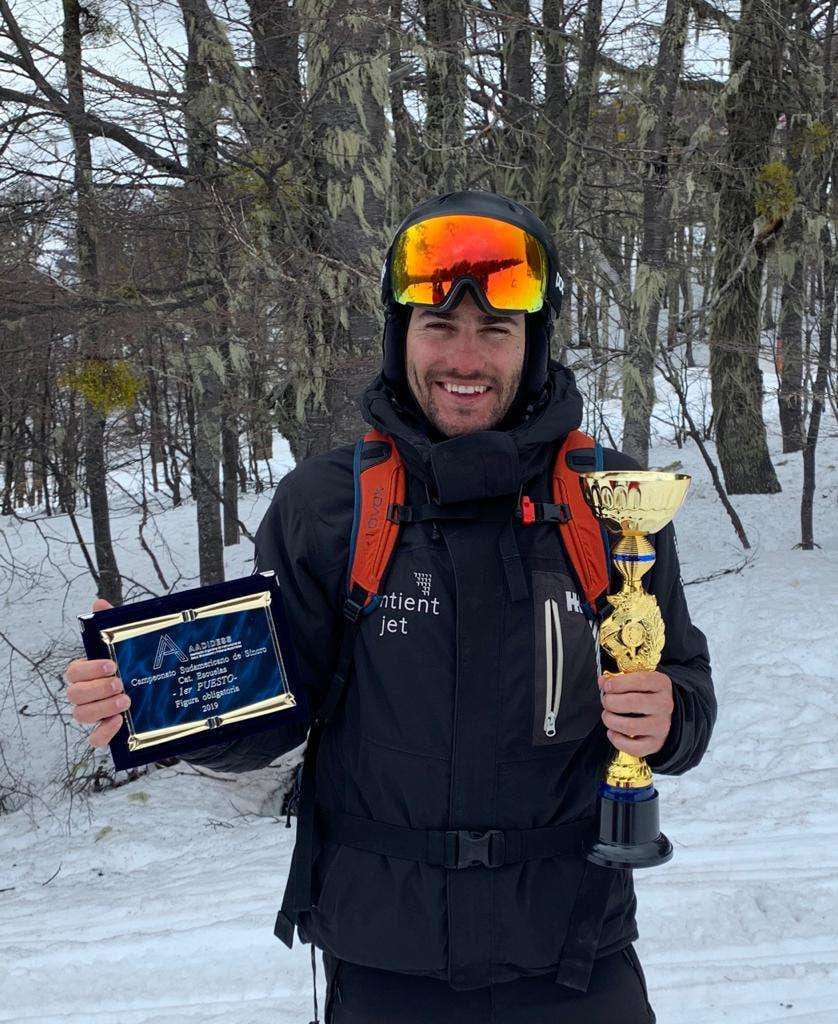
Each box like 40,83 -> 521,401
379,190 -> 564,411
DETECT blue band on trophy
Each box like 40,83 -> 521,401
599,782 -> 657,803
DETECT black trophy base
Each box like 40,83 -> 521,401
585,785 -> 674,870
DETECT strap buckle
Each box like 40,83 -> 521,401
517,497 -> 572,525
445,829 -> 506,869
519,495 -> 537,524
343,597 -> 365,623
387,502 -> 411,523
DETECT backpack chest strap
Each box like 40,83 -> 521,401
388,499 -> 517,524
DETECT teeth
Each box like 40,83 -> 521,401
443,383 -> 488,394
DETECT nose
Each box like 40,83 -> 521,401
445,327 -> 486,375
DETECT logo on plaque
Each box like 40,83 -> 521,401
153,633 -> 188,670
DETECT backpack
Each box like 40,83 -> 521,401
348,426 -> 610,618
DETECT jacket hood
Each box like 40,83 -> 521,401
360,361 -> 583,503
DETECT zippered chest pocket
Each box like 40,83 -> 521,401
531,570 -> 602,746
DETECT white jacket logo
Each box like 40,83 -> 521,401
377,571 -> 439,637
414,571 -> 432,596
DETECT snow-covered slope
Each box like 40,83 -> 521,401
1,361 -> 836,1023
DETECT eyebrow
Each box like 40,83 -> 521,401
416,309 -> 517,326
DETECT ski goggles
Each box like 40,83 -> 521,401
389,214 -> 550,314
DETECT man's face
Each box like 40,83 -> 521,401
404,290 -> 526,437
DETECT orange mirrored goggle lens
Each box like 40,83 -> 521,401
391,214 -> 548,313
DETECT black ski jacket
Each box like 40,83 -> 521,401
183,365 -> 715,990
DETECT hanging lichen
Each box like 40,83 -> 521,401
631,262 -> 667,332
755,162 -> 796,221
61,358 -> 142,415
803,121 -> 831,156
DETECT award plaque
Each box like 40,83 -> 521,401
579,470 -> 691,869
79,571 -> 309,770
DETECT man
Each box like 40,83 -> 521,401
66,191 -> 715,1022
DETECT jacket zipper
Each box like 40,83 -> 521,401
543,597 -> 563,736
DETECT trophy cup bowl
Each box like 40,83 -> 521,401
579,471 -> 691,869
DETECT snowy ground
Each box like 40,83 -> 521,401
1,357 -> 836,1023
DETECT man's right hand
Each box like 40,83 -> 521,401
65,598 -> 131,748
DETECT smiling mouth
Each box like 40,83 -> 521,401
435,381 -> 493,399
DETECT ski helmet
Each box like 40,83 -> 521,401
379,191 -> 564,409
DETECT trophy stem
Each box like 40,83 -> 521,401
604,749 -> 652,789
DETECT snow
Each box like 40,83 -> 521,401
1,358 -> 836,1023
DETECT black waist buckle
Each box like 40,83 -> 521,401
445,828 -> 506,869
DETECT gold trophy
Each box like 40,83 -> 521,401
579,470 -> 691,869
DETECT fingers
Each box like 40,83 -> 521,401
606,728 -> 663,758
72,691 -> 130,725
599,671 -> 667,694
65,657 -> 117,686
67,675 -> 124,709
65,633 -> 128,749
602,697 -> 668,757
88,714 -> 124,748
601,709 -> 652,735
92,598 -> 113,613
602,690 -> 669,715
65,659 -> 125,707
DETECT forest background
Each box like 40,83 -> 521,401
0,0 -> 835,805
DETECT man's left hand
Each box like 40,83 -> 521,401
599,670 -> 674,758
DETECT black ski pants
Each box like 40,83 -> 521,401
322,946 -> 657,1023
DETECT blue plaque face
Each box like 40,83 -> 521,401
79,573 -> 309,769
112,595 -> 293,750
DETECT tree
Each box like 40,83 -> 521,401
707,0 -> 785,494
420,0 -> 467,193
621,0 -> 689,468
276,0 -> 390,459
61,0 -> 123,603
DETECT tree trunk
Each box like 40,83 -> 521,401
801,0 -> 836,547
494,0 -> 533,197
621,0 -> 687,468
180,0 -> 226,583
62,0 -> 123,603
420,0 -> 466,193
681,223 -> 695,365
776,207 -> 805,453
553,0 -> 601,353
390,0 -> 422,219
247,0 -> 300,130
776,3 -> 823,454
537,0 -> 569,226
708,0 -> 784,494
801,224 -> 835,547
220,335 -> 240,546
555,0 -> 601,245
279,0 -> 390,459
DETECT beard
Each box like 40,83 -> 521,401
407,364 -> 519,437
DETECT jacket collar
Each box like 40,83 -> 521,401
360,362 -> 584,503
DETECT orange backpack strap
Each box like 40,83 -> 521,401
347,429 -> 406,615
517,431 -> 610,613
553,430 -> 610,614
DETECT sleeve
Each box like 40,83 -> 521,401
642,521 -> 717,775
179,473 -> 346,774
